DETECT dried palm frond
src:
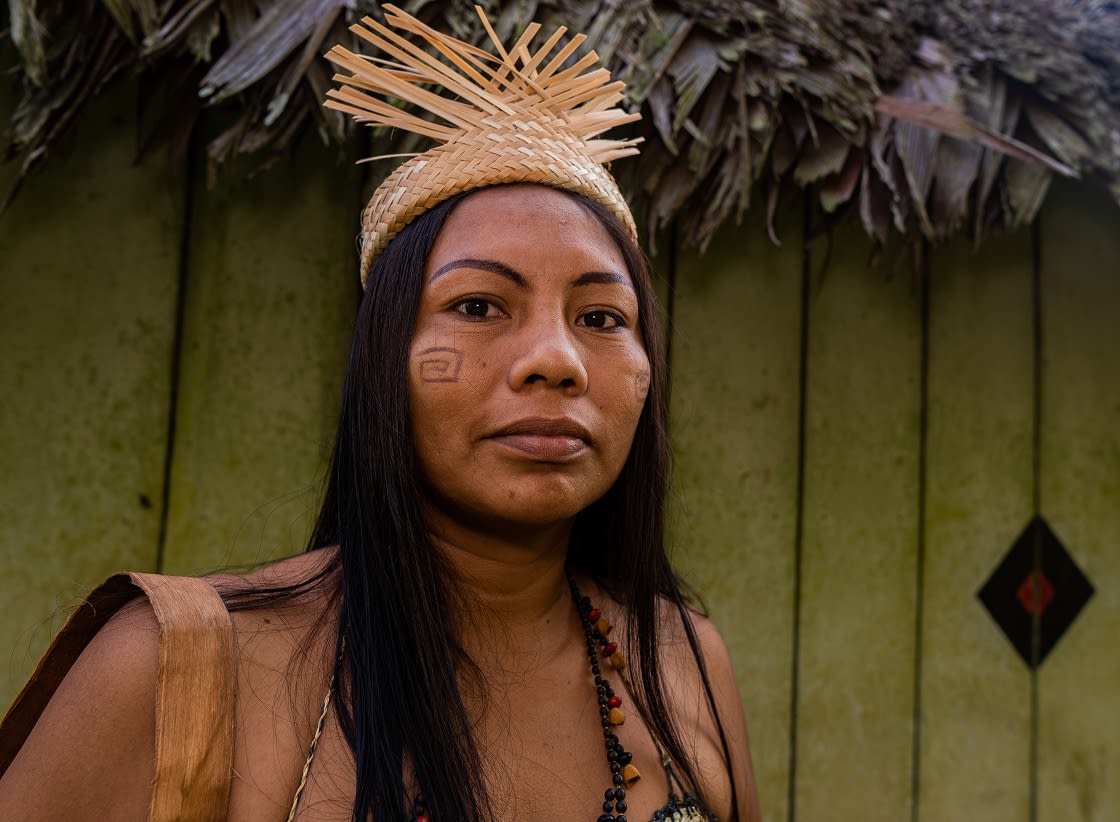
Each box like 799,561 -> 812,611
3,0 -> 1118,248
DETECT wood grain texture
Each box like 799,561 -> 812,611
794,227 -> 922,821
668,207 -> 803,822
0,82 -> 184,708
1038,182 -> 1120,822
919,230 -> 1034,821
160,137 -> 359,575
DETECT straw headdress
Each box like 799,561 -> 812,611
324,4 -> 642,286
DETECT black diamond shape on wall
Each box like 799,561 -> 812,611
978,516 -> 1094,669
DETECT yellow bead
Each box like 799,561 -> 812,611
622,763 -> 641,786
610,652 -> 626,670
608,707 -> 625,725
596,617 -> 612,635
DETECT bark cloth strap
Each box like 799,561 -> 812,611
0,573 -> 237,821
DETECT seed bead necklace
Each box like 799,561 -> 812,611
571,576 -> 642,822
411,578 -> 641,822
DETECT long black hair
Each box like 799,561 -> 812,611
295,186 -> 738,821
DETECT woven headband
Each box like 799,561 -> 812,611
324,4 -> 642,287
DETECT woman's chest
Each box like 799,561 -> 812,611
229,670 -> 701,822
284,707 -> 682,822
220,617 -> 726,822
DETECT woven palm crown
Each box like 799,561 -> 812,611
325,4 -> 642,286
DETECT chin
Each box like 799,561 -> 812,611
428,477 -> 610,534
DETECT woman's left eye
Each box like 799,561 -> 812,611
577,310 -> 624,330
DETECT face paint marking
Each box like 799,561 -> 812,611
419,347 -> 465,382
634,369 -> 651,401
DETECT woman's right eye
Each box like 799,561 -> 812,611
453,298 -> 499,319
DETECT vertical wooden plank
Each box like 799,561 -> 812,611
160,139 -> 359,575
0,83 -> 184,705
669,208 -> 803,822
919,230 -> 1033,820
1038,183 -> 1120,822
795,229 -> 921,820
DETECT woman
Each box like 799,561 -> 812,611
0,8 -> 759,822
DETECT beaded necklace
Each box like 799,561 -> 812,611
571,577 -> 643,822
410,578 -> 641,822
289,579 -> 650,821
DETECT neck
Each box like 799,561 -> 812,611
425,508 -> 577,663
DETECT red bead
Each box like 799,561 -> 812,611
588,607 -> 601,621
607,695 -> 622,708
602,641 -> 618,656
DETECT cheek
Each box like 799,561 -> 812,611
413,345 -> 466,385
407,345 -> 461,451
599,348 -> 651,429
632,365 -> 651,405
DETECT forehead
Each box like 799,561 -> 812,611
426,185 -> 628,275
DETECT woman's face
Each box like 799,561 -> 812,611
408,185 -> 651,532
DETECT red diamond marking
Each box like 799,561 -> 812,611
1017,571 -> 1055,615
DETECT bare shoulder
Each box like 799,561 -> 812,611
215,546 -> 341,662
209,548 -> 344,820
0,549 -> 340,822
655,599 -> 762,822
207,546 -> 340,721
0,598 -> 160,821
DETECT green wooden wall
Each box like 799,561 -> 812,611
669,186 -> 1120,822
2,86 -> 1118,822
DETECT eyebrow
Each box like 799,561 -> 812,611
429,258 -> 525,285
572,270 -> 633,290
429,258 -> 633,290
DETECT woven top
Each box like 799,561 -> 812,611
324,4 -> 642,286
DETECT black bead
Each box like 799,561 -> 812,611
600,706 -> 609,716
603,800 -> 614,812
608,749 -> 618,761
601,718 -> 610,727
592,665 -> 601,675
618,751 -> 633,765
613,774 -> 623,785
617,816 -> 627,822
605,788 -> 617,801
617,800 -> 628,813
615,788 -> 626,800
598,815 -> 614,822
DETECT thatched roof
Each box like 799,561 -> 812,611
4,0 -> 1119,247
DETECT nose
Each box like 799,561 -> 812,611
508,314 -> 588,394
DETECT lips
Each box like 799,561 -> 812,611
487,417 -> 591,460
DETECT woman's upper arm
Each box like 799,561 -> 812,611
0,602 -> 160,821
693,615 -> 762,822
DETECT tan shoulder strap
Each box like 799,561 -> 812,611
0,572 -> 237,821
129,572 -> 237,822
